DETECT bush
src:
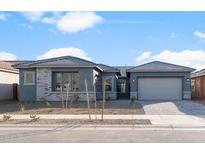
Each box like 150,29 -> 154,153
130,96 -> 136,104
30,115 -> 40,122
3,114 -> 12,121
19,102 -> 25,112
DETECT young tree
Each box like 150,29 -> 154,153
93,81 -> 97,122
102,83 -> 106,121
85,80 -> 91,120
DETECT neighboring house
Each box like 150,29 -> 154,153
0,61 -> 24,100
191,69 -> 205,99
13,56 -> 195,102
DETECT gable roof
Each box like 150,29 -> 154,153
13,56 -> 98,69
98,64 -> 120,73
127,61 -> 195,73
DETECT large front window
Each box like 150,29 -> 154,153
53,72 -> 79,91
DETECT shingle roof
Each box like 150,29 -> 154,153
13,56 -> 98,69
0,61 -> 26,73
127,61 -> 195,73
98,64 -> 120,73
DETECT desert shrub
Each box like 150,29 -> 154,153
30,115 -> 40,122
19,102 -> 26,112
3,114 -> 12,121
130,96 -> 136,105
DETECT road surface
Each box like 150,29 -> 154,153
0,125 -> 205,142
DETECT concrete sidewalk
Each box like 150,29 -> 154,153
1,114 -> 205,127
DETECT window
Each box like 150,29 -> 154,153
24,71 -> 35,85
104,76 -> 113,92
53,72 -> 79,91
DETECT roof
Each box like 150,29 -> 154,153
0,61 -> 26,73
127,61 -> 195,73
191,69 -> 205,78
13,56 -> 98,69
98,64 -> 120,73
114,66 -> 134,77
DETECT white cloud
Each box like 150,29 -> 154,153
135,51 -> 151,62
194,31 -> 205,39
21,23 -> 32,30
21,11 -> 47,22
56,12 -> 103,33
135,50 -> 205,70
37,47 -> 92,61
41,17 -> 56,24
0,52 -> 17,60
20,11 -> 103,33
0,14 -> 7,21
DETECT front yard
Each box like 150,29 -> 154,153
0,100 -> 145,115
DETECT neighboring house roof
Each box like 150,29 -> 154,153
114,66 -> 134,77
98,64 -> 120,73
126,61 -> 195,73
0,61 -> 26,73
13,56 -> 101,69
191,69 -> 205,78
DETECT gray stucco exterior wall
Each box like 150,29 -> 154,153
19,69 -> 36,101
19,67 -> 101,101
129,72 -> 191,100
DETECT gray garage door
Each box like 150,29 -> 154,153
138,78 -> 182,100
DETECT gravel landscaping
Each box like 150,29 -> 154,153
0,100 -> 145,115
0,119 -> 151,125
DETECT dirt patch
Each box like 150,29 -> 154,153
0,100 -> 145,115
0,119 -> 151,125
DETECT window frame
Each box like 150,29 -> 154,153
23,71 -> 35,85
103,76 -> 114,92
52,72 -> 79,92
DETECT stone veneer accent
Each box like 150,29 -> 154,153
36,68 -> 95,101
183,91 -> 191,99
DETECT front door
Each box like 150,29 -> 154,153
117,78 -> 130,99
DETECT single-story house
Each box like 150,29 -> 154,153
191,69 -> 205,99
13,56 -> 195,102
0,61 -> 24,100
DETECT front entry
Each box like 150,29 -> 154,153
117,78 -> 130,99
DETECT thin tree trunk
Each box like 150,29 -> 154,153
61,81 -> 64,108
102,83 -> 105,121
65,83 -> 70,108
93,82 -> 97,122
69,93 -> 74,109
85,80 -> 91,120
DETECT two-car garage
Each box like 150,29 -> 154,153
127,61 -> 195,101
138,78 -> 182,100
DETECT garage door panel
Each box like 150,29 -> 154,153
138,78 -> 182,100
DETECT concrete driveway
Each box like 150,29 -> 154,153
138,100 -> 205,115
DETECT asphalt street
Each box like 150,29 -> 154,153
0,125 -> 205,142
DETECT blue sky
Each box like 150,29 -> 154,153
0,12 -> 205,69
